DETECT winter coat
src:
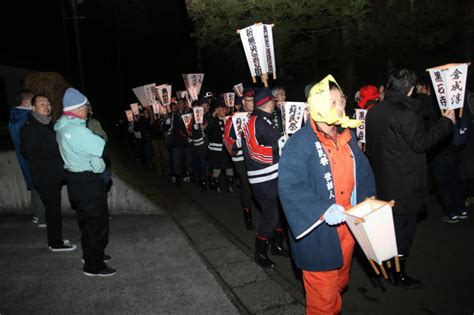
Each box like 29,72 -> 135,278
278,122 -> 375,271
54,115 -> 106,173
20,115 -> 65,182
8,106 -> 34,190
207,115 -> 231,169
365,89 -> 453,214
242,108 -> 280,186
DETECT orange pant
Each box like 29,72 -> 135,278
302,224 -> 355,315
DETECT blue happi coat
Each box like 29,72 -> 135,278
278,122 -> 375,271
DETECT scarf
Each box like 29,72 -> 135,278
31,111 -> 52,125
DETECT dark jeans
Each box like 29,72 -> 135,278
34,177 -> 64,247
172,146 -> 192,178
431,154 -> 466,216
251,180 -> 282,239
191,145 -> 208,177
67,171 -> 109,272
393,213 -> 418,256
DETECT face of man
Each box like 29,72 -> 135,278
32,96 -> 52,117
329,88 -> 346,118
243,97 -> 254,112
274,89 -> 286,103
202,103 -> 210,113
216,107 -> 226,118
177,100 -> 185,112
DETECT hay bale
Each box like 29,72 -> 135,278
23,72 -> 70,121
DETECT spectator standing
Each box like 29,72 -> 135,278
20,94 -> 76,251
55,88 -> 115,277
8,89 -> 46,226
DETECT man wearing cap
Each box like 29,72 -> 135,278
55,87 -> 115,277
271,86 -> 286,135
242,87 -> 289,268
207,96 -> 234,193
224,88 -> 255,230
278,75 -> 375,314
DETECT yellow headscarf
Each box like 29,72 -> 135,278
307,75 -> 362,128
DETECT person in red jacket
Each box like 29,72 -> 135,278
242,87 -> 289,268
224,89 -> 255,230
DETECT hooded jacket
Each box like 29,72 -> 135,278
8,106 -> 34,190
54,115 -> 106,173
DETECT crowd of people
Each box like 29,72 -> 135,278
8,67 -> 473,313
9,87 -> 114,277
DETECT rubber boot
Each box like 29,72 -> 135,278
271,230 -> 290,257
255,238 -> 276,268
226,175 -> 234,193
242,208 -> 255,231
212,177 -> 222,194
200,177 -> 208,192
388,257 -> 422,289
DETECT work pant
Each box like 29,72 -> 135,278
302,224 -> 355,315
393,213 -> 418,256
34,177 -> 64,247
67,171 -> 109,273
251,180 -> 282,239
31,189 -> 46,224
152,139 -> 162,174
142,140 -> 154,169
212,168 -> 234,178
234,161 -> 253,209
191,145 -> 208,177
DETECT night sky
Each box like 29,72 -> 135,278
1,0 -> 472,123
1,0 -> 196,122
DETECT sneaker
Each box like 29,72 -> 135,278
37,223 -> 47,228
83,266 -> 116,277
171,176 -> 177,183
183,176 -> 191,183
82,254 -> 112,264
32,216 -> 38,224
444,214 -> 459,224
49,243 -> 77,252
457,210 -> 468,219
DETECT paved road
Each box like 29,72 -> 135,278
175,179 -> 474,314
0,214 -> 240,314
2,128 -> 473,314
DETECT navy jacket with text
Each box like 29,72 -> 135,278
278,122 -> 375,271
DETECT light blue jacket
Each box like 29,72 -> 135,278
54,115 -> 106,173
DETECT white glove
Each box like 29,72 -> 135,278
323,204 -> 346,225
236,137 -> 242,149
278,135 -> 287,156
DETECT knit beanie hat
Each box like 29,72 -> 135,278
63,87 -> 88,112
